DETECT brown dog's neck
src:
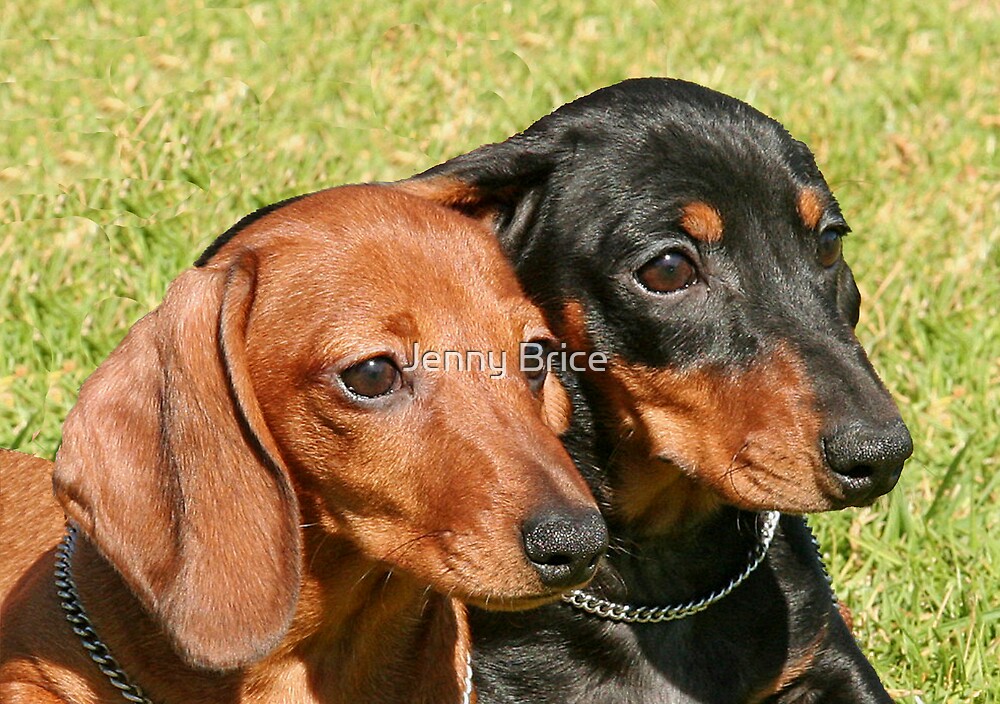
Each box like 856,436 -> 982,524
277,528 -> 473,704
68,530 -> 471,704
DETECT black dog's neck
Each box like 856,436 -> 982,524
562,371 -> 767,607
593,508 -> 769,607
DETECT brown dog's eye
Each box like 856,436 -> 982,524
636,252 -> 697,293
341,357 -> 401,398
818,228 -> 843,267
521,339 -> 550,393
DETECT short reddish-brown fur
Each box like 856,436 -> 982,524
556,299 -> 593,354
749,628 -> 828,703
593,344 -> 832,534
838,602 -> 855,632
398,175 -> 509,222
0,185 -> 597,704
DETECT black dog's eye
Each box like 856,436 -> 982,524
521,339 -> 550,393
341,357 -> 401,398
818,228 -> 843,268
636,252 -> 698,293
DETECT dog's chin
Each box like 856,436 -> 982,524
462,590 -> 566,612
714,475 -> 863,514
660,454 -> 852,515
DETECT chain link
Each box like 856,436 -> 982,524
55,526 -> 154,704
562,510 -> 781,624
461,652 -> 474,704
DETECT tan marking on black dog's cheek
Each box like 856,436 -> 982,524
797,187 -> 826,230
586,362 -> 727,535
680,201 -> 724,243
611,451 -> 723,536
597,345 -> 835,531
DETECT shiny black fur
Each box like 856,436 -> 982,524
410,78 -> 906,702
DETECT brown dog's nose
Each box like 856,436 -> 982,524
521,507 -> 608,589
823,418 -> 912,505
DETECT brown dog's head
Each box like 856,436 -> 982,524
53,185 -> 605,670
402,78 -> 913,534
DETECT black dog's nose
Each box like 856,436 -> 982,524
823,418 -> 913,505
521,508 -> 608,589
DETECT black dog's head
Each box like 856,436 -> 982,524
403,78 -> 912,533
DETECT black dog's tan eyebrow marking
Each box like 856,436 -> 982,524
680,202 -> 724,243
796,187 -> 826,231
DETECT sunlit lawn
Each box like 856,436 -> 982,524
2,2 -> 997,700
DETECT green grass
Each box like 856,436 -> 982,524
2,1 -> 997,700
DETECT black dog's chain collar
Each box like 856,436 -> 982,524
563,510 -> 781,623
55,525 -> 153,704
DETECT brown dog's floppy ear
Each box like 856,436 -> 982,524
398,132 -> 558,256
53,253 -> 301,671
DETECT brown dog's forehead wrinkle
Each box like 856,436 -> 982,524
382,311 -> 419,340
235,187 -> 541,360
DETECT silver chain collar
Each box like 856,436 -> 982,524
56,525 -> 476,704
461,652 -> 474,704
562,510 -> 781,623
57,512 -> 783,695
55,525 -> 153,704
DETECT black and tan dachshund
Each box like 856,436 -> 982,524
402,78 -> 913,702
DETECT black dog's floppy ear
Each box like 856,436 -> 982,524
398,131 -> 560,256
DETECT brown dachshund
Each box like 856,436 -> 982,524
0,184 -> 607,704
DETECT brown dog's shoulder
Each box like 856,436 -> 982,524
0,450 -> 64,598
0,451 -> 77,701
0,539 -> 94,704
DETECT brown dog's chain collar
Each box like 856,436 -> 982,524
55,525 -> 154,704
55,525 -> 476,704
563,510 -> 781,623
